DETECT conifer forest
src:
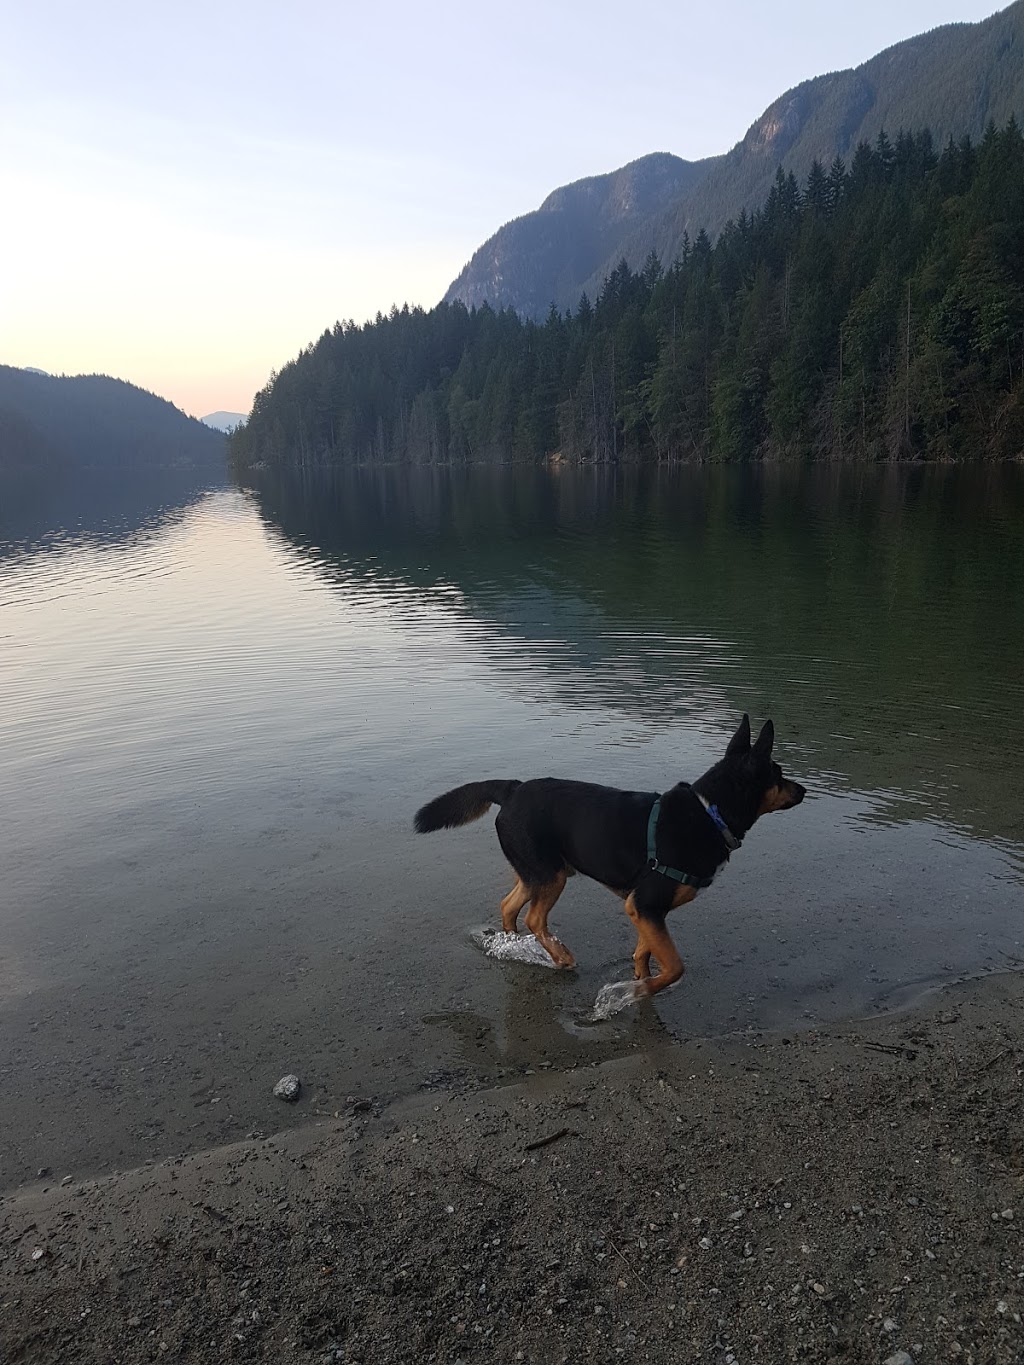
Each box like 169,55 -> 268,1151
231,122 -> 1024,471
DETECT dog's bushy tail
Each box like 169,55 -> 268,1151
414,780 -> 521,834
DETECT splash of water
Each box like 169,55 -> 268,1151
590,978 -> 645,1020
470,928 -> 560,969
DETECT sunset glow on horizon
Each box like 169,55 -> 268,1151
1,0 -> 1008,418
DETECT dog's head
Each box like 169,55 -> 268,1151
703,714 -> 805,834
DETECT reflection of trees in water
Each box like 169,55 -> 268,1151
0,472 -> 224,558
251,462 -> 1024,843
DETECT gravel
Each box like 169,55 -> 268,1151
3,972 -> 1024,1363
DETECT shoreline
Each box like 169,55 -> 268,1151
4,970 -> 1024,1364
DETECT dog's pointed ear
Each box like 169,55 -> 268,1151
726,714 -> 751,757
753,718 -> 775,759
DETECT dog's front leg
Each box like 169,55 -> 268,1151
623,893 -> 652,979
624,894 -> 685,996
639,919 -> 685,996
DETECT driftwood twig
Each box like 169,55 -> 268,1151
862,1042 -> 917,1060
462,1167 -> 502,1191
608,1238 -> 652,1296
524,1127 -> 572,1152
979,1048 -> 1011,1073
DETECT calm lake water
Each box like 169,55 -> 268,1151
1,462 -> 1023,1186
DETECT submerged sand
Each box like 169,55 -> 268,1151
3,973 -> 1024,1364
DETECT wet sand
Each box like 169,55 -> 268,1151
3,972 -> 1023,1364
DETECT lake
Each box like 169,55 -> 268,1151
1,462 -> 1022,1188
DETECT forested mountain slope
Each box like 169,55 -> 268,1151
0,367 -> 226,476
606,0 -> 1024,297
231,121 -> 1024,469
446,2 -> 1024,316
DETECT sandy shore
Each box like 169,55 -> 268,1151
3,973 -> 1024,1365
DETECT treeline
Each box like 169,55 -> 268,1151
231,120 -> 1024,470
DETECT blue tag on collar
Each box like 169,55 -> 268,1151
698,797 -> 742,851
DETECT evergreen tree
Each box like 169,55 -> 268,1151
229,118 -> 1024,473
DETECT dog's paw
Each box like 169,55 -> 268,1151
551,939 -> 577,970
590,978 -> 645,1021
471,928 -> 560,969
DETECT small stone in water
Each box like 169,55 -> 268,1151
273,1074 -> 301,1102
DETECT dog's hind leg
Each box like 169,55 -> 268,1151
500,877 -> 530,933
524,871 -> 574,969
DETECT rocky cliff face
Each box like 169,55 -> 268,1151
442,152 -> 716,317
445,1 -> 1024,318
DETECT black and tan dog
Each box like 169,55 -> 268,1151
415,715 -> 805,996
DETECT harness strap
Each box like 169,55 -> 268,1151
646,795 -> 718,889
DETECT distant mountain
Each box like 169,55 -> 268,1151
201,410 -> 246,433
0,367 -> 226,477
443,153 -> 717,317
446,1 -> 1024,317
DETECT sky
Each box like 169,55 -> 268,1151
0,1 -> 1010,419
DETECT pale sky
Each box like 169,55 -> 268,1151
0,1 -> 1009,418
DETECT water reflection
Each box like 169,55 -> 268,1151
251,462 -> 1024,845
0,470 -> 224,558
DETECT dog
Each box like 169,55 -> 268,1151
414,715 -> 805,997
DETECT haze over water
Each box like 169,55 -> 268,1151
1,463 -> 1022,1186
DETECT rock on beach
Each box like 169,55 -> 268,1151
272,1074 -> 301,1102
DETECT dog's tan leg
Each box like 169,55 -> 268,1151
500,878 -> 530,933
636,919 -> 685,997
623,893 -> 685,995
633,939 -> 652,980
623,894 -> 651,979
524,871 -> 574,968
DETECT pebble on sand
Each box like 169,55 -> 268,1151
273,1075 -> 301,1102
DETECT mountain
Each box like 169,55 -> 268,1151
233,116 -> 1024,470
442,153 -> 717,317
446,1 -> 1024,316
201,410 -> 246,433
0,367 -> 226,477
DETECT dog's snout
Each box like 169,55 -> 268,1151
789,782 -> 806,806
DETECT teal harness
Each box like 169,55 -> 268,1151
646,793 -> 739,889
